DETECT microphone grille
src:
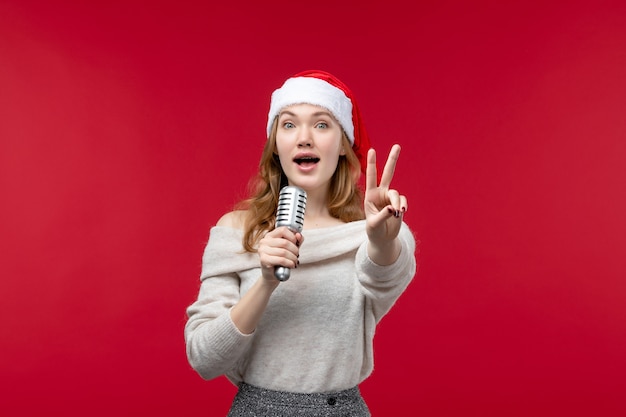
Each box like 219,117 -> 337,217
275,186 -> 307,232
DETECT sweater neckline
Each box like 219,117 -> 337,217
211,220 -> 367,264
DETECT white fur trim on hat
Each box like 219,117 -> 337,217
266,77 -> 354,144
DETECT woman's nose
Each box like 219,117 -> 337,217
296,128 -> 313,147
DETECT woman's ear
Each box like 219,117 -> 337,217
340,146 -> 347,156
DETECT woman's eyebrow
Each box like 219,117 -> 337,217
312,111 -> 332,117
279,110 -> 333,118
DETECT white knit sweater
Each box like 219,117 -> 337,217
185,220 -> 417,393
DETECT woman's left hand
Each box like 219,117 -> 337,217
364,144 -> 407,247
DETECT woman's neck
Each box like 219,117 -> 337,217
301,189 -> 345,229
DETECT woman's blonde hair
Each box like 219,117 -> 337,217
236,119 -> 365,252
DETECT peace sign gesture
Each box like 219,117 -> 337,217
364,144 -> 407,264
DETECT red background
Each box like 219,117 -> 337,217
1,1 -> 625,415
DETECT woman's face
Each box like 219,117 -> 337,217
275,103 -> 346,194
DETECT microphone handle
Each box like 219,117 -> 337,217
274,266 -> 291,281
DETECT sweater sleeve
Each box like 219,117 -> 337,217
355,222 -> 417,322
184,227 -> 257,381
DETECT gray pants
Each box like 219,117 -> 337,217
227,382 -> 371,417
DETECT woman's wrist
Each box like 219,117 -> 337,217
260,273 -> 281,290
367,237 -> 401,266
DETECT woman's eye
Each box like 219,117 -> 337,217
315,122 -> 328,129
283,122 -> 295,129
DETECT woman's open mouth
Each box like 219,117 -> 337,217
294,156 -> 320,167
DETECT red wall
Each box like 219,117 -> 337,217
1,1 -> 625,415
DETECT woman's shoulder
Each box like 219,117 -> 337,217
215,210 -> 247,229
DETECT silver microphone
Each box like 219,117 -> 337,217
274,185 -> 307,281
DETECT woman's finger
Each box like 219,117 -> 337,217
379,144 -> 401,189
365,148 -> 377,191
400,195 -> 408,213
388,189 -> 401,211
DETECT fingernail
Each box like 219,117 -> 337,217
387,207 -> 394,214
394,210 -> 401,218
401,206 -> 406,212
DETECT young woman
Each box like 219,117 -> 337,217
185,70 -> 417,416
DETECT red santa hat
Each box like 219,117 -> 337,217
267,70 -> 371,173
